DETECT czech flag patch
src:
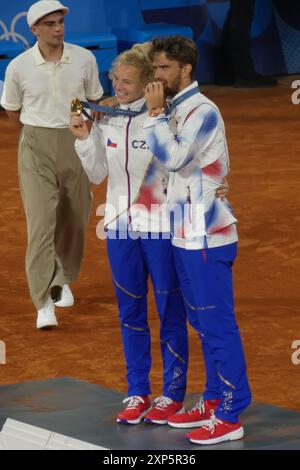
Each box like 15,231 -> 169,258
107,138 -> 117,148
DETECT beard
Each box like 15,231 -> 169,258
159,74 -> 182,98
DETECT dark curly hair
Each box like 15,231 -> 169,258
149,35 -> 198,79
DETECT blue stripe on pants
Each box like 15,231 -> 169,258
106,231 -> 188,401
173,242 -> 251,422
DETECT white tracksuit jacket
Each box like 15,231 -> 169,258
75,97 -> 170,233
143,81 -> 238,250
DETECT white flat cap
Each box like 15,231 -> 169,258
27,1 -> 69,27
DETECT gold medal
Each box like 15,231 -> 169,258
71,98 -> 83,115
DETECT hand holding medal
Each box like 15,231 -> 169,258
70,98 -> 90,141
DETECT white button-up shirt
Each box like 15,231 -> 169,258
1,42 -> 103,128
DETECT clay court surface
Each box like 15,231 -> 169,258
0,77 -> 299,413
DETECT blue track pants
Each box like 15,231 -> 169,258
107,232 -> 188,401
173,242 -> 251,422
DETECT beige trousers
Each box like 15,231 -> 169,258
18,126 -> 92,310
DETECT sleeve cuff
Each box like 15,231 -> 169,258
86,89 -> 104,102
0,102 -> 22,111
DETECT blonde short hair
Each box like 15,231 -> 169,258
109,42 -> 153,85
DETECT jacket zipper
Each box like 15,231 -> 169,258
125,116 -> 132,226
162,177 -> 168,195
187,185 -> 206,260
186,186 -> 192,224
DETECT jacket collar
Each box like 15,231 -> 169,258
33,41 -> 71,66
168,81 -> 200,108
119,96 -> 146,113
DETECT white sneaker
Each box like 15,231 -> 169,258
36,297 -> 58,330
54,284 -> 74,307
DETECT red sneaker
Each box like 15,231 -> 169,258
168,398 -> 220,428
144,396 -> 184,424
117,396 -> 151,424
187,416 -> 244,445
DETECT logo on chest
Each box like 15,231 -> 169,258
132,140 -> 148,150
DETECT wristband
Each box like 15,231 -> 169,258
149,107 -> 165,117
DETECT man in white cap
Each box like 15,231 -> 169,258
1,1 -> 103,329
